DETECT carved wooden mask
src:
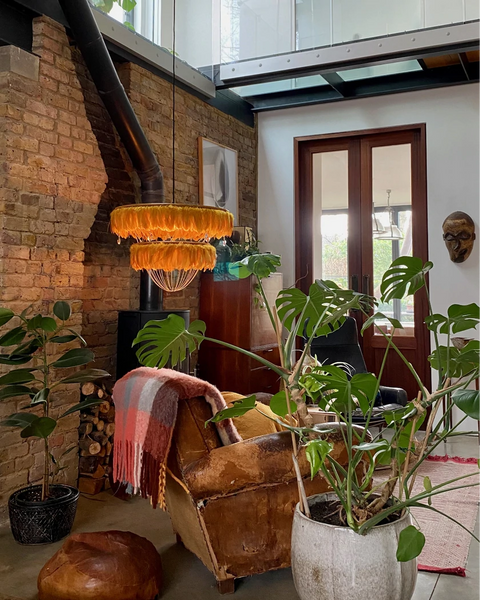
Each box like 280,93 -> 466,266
442,211 -> 476,263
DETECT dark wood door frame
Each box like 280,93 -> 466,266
294,124 -> 428,289
294,123 -> 430,393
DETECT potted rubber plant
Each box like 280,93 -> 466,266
0,301 -> 109,544
132,255 -> 479,600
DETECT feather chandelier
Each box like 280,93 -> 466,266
111,203 -> 233,292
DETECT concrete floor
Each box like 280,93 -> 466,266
0,434 -> 478,600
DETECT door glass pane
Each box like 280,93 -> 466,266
312,151 -> 349,287
372,144 -> 413,336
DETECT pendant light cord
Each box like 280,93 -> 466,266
172,0 -> 176,204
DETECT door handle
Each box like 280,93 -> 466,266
351,274 -> 359,293
351,274 -> 359,311
362,274 -> 371,296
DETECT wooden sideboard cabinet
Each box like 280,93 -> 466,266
198,272 -> 283,395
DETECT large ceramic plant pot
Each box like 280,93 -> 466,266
8,484 -> 79,545
291,493 -> 417,600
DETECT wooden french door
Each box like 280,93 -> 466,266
295,125 -> 430,400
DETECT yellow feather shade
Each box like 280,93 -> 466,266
130,242 -> 217,273
111,204 -> 233,242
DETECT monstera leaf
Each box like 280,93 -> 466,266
276,280 -> 368,339
425,303 -> 480,335
228,253 -> 281,280
269,390 -> 297,418
207,395 -> 256,423
361,312 -> 403,335
380,257 -> 432,303
452,389 -> 479,420
302,365 -> 378,415
305,438 -> 334,478
134,314 -> 206,369
428,340 -> 479,379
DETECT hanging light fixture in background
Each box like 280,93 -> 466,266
375,189 -> 403,241
372,200 -> 385,235
110,0 -> 233,292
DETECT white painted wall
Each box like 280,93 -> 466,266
258,83 -> 480,430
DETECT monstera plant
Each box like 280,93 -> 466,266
133,255 -> 479,600
0,301 -> 109,544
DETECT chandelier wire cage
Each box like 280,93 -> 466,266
375,189 -> 403,241
148,269 -> 198,293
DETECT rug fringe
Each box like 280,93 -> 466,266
427,455 -> 479,465
418,564 -> 466,577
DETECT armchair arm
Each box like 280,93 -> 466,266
378,386 -> 408,407
182,430 -> 348,500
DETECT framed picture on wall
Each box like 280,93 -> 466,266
198,137 -> 238,225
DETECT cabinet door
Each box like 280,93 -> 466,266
199,348 -> 280,395
199,274 -> 252,348
251,273 -> 283,350
249,347 -> 281,394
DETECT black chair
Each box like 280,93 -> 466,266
307,317 -> 408,426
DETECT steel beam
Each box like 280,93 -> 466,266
321,72 -> 347,97
244,85 -> 342,111
246,64 -> 478,112
458,53 -> 471,80
218,22 -> 479,88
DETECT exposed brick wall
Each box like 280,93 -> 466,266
0,17 -> 108,515
0,15 -> 257,517
74,53 -> 139,377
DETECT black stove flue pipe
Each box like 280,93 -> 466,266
58,0 -> 163,311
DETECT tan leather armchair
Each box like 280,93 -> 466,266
165,397 -> 349,594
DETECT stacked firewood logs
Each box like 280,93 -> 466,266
77,383 -> 115,495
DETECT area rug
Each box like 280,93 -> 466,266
408,455 -> 479,576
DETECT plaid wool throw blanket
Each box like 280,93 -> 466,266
112,367 -> 241,509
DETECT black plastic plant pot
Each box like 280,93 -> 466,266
8,484 -> 79,545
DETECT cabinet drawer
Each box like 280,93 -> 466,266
250,346 -> 279,365
250,365 -> 281,394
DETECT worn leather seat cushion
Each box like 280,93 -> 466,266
37,530 -> 162,600
222,391 -> 286,440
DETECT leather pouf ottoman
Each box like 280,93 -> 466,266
38,530 -> 162,600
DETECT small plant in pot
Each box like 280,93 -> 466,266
0,301 -> 109,545
132,254 -> 479,600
